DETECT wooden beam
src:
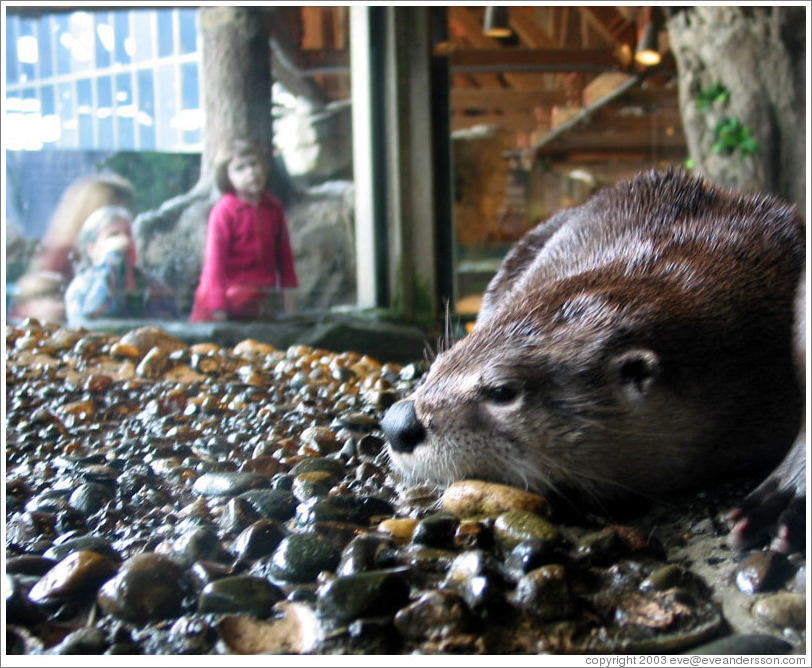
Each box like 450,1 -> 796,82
509,7 -> 556,47
447,47 -> 623,71
535,129 -> 686,153
451,87 -> 678,112
451,113 -> 545,133
452,88 -> 571,109
577,6 -> 636,48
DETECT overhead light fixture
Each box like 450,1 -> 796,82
635,7 -> 661,67
483,6 -> 512,39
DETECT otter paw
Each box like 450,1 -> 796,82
727,480 -> 806,553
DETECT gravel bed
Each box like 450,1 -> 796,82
4,321 -> 806,656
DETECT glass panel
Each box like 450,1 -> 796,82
97,76 -> 115,148
95,12 -> 113,69
115,71 -> 135,148
19,18 -> 37,82
114,11 -> 131,65
157,9 -> 174,57
178,8 -> 197,54
132,9 -> 154,62
7,6 -> 360,327
136,68 -> 157,149
38,16 -> 54,78
6,15 -> 19,85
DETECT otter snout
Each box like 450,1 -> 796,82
381,399 -> 426,453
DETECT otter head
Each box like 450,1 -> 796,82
381,284 -> 730,504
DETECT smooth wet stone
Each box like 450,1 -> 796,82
514,564 -> 577,621
192,472 -> 268,497
393,589 -> 472,640
299,426 -> 342,454
574,528 -> 632,566
504,540 -> 563,576
6,555 -> 58,576
443,550 -> 506,589
295,495 -> 394,527
171,526 -> 230,566
441,480 -> 550,519
292,471 -> 336,501
268,534 -> 342,583
288,457 -> 347,478
337,534 -> 396,576
751,593 -> 806,629
735,551 -> 792,595
640,564 -> 691,592
44,533 -> 118,564
220,497 -> 263,534
493,510 -> 559,549
97,552 -> 187,624
316,569 -> 410,624
6,573 -> 44,625
28,550 -> 119,606
48,627 -> 108,655
189,560 -> 238,591
377,517 -> 419,545
393,544 -> 457,574
68,482 -> 114,515
232,519 -> 288,561
198,575 -> 284,618
25,490 -> 70,514
412,512 -> 459,549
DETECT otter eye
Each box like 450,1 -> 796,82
484,385 -> 519,405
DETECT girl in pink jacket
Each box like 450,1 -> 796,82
191,141 -> 298,322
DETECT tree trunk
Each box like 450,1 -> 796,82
667,6 -> 806,210
134,6 -> 274,314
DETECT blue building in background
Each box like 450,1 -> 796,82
5,6 -> 202,152
5,6 -> 204,240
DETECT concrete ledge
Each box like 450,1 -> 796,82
67,310 -> 432,365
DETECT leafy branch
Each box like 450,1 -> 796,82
692,82 -> 760,159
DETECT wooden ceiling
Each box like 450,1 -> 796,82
289,5 -> 684,165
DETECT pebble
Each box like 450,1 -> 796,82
412,512 -> 459,549
232,519 -> 288,561
198,575 -> 284,618
337,534 -> 396,576
393,589 -> 471,640
751,593 -> 806,630
267,534 -> 342,583
735,551 -> 793,595
43,534 -> 120,562
513,564 -> 577,620
316,569 -> 410,624
97,552 -> 187,624
236,489 -> 297,521
68,482 -> 114,515
441,480 -> 550,519
28,550 -> 119,606
493,509 -> 559,549
192,472 -> 269,497
377,518 -> 419,545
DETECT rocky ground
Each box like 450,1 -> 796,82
4,320 -> 807,656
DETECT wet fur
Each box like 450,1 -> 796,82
384,170 -> 806,524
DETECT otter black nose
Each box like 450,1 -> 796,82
381,400 -> 426,454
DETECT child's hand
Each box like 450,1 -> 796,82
95,233 -> 133,261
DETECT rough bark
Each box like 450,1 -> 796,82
667,6 -> 806,210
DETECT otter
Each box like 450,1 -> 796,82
382,170 -> 806,552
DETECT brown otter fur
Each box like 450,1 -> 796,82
382,170 -> 806,549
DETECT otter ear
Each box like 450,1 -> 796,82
610,348 -> 660,398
